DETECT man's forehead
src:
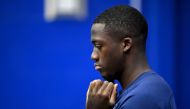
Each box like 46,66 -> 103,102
91,23 -> 115,43
91,23 -> 106,35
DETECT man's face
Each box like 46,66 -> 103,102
91,23 -> 124,82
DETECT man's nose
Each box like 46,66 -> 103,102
91,48 -> 99,61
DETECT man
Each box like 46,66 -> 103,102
86,5 -> 176,109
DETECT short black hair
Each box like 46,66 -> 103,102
93,5 -> 148,51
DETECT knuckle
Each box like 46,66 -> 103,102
90,81 -> 94,85
96,93 -> 105,97
96,79 -> 101,81
94,80 -> 102,85
93,80 -> 97,83
103,81 -> 108,84
111,83 -> 114,86
109,82 -> 113,85
97,80 -> 102,84
102,91 -> 109,97
109,82 -> 114,86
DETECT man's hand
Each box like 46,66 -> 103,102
86,79 -> 118,109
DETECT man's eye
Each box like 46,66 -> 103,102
95,45 -> 102,49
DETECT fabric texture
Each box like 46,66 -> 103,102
113,71 -> 177,109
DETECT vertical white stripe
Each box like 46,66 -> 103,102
129,0 -> 142,12
44,0 -> 57,22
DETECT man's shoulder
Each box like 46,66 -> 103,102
114,72 -> 175,109
131,72 -> 173,98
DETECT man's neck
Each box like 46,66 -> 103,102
119,53 -> 150,89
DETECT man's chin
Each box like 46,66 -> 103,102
98,70 -> 114,82
101,74 -> 114,82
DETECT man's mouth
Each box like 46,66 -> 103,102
94,63 -> 102,70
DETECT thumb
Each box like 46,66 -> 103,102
109,84 -> 118,105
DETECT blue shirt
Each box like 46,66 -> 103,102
113,71 -> 176,109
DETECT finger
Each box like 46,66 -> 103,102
87,81 -> 96,96
91,79 -> 99,94
103,82 -> 114,97
97,81 -> 109,94
109,84 -> 118,105
86,81 -> 95,103
93,79 -> 103,94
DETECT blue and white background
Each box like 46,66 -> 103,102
0,0 -> 190,109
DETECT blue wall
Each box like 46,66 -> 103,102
0,0 -> 190,109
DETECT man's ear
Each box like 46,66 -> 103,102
122,37 -> 132,52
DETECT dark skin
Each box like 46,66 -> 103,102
86,23 -> 150,109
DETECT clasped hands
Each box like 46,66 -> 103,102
86,79 -> 118,109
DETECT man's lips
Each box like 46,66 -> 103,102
94,63 -> 102,70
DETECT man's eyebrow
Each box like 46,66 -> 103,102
91,40 -> 104,44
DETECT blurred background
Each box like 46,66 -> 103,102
0,0 -> 190,109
